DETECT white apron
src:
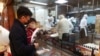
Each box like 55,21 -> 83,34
84,27 -> 87,37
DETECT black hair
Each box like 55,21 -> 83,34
17,6 -> 32,19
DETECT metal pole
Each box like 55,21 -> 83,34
92,0 -> 94,13
92,0 -> 95,43
83,0 -> 85,12
78,0 -> 80,12
97,0 -> 98,8
67,4 -> 68,13
55,5 -> 58,19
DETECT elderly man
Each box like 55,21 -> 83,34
56,14 -> 73,40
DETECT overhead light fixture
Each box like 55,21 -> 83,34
29,1 -> 47,5
0,2 -> 4,13
88,2 -> 91,5
55,0 -> 68,4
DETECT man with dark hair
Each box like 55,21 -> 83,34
9,6 -> 39,56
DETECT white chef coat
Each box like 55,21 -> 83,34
80,14 -> 88,36
47,16 -> 54,26
68,18 -> 74,33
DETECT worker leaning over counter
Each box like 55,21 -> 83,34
9,6 -> 39,56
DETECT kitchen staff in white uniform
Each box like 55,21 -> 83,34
79,14 -> 88,37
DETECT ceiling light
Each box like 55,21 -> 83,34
88,2 -> 91,5
55,0 -> 68,4
0,2 -> 4,13
29,1 -> 47,5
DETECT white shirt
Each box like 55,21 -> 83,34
79,14 -> 88,36
44,16 -> 54,30
56,18 -> 72,39
80,14 -> 88,29
44,19 -> 52,30
68,19 -> 74,33
80,17 -> 87,29
47,16 -> 54,26
70,17 -> 76,23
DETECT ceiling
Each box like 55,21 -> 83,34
14,0 -> 100,7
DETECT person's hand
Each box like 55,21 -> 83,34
34,43 -> 39,49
